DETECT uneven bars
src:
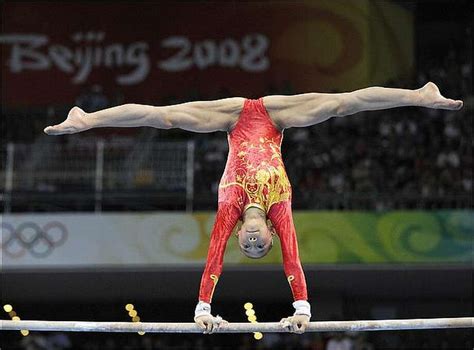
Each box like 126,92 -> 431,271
1,317 -> 472,333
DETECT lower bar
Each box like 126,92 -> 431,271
1,317 -> 473,333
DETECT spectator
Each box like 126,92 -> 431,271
76,85 -> 110,113
326,332 -> 354,350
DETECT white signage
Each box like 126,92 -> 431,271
0,32 -> 270,85
1,212 -> 246,269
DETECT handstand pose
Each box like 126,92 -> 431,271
44,82 -> 462,333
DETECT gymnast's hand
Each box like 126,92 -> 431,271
44,106 -> 90,135
418,82 -> 463,110
194,314 -> 228,334
280,314 -> 310,334
194,301 -> 227,334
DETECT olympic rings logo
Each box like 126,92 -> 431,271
1,222 -> 68,258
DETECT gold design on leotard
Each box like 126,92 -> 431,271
287,275 -> 295,296
209,274 -> 219,301
220,137 -> 291,212
244,203 -> 265,213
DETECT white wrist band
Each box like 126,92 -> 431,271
293,300 -> 311,318
194,301 -> 212,320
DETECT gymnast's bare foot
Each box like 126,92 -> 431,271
418,82 -> 463,110
44,106 -> 90,135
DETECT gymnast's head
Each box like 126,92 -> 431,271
237,206 -> 274,259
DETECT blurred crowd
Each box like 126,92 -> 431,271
8,327 -> 472,350
1,27 -> 471,211
193,42 -> 472,210
193,96 -> 471,210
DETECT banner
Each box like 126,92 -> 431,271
1,1 -> 413,106
1,210 -> 471,269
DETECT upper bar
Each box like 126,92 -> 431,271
1,318 -> 473,333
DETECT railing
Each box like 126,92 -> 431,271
1,140 -> 194,212
0,141 -> 471,212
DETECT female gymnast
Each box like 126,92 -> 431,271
44,82 -> 463,334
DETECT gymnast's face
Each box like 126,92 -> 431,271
237,208 -> 274,259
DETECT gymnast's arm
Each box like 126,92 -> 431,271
263,82 -> 463,129
43,98 -> 245,135
267,201 -> 310,334
194,202 -> 241,333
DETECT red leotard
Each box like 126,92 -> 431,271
198,98 -> 308,303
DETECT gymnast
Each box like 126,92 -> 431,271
44,82 -> 462,334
